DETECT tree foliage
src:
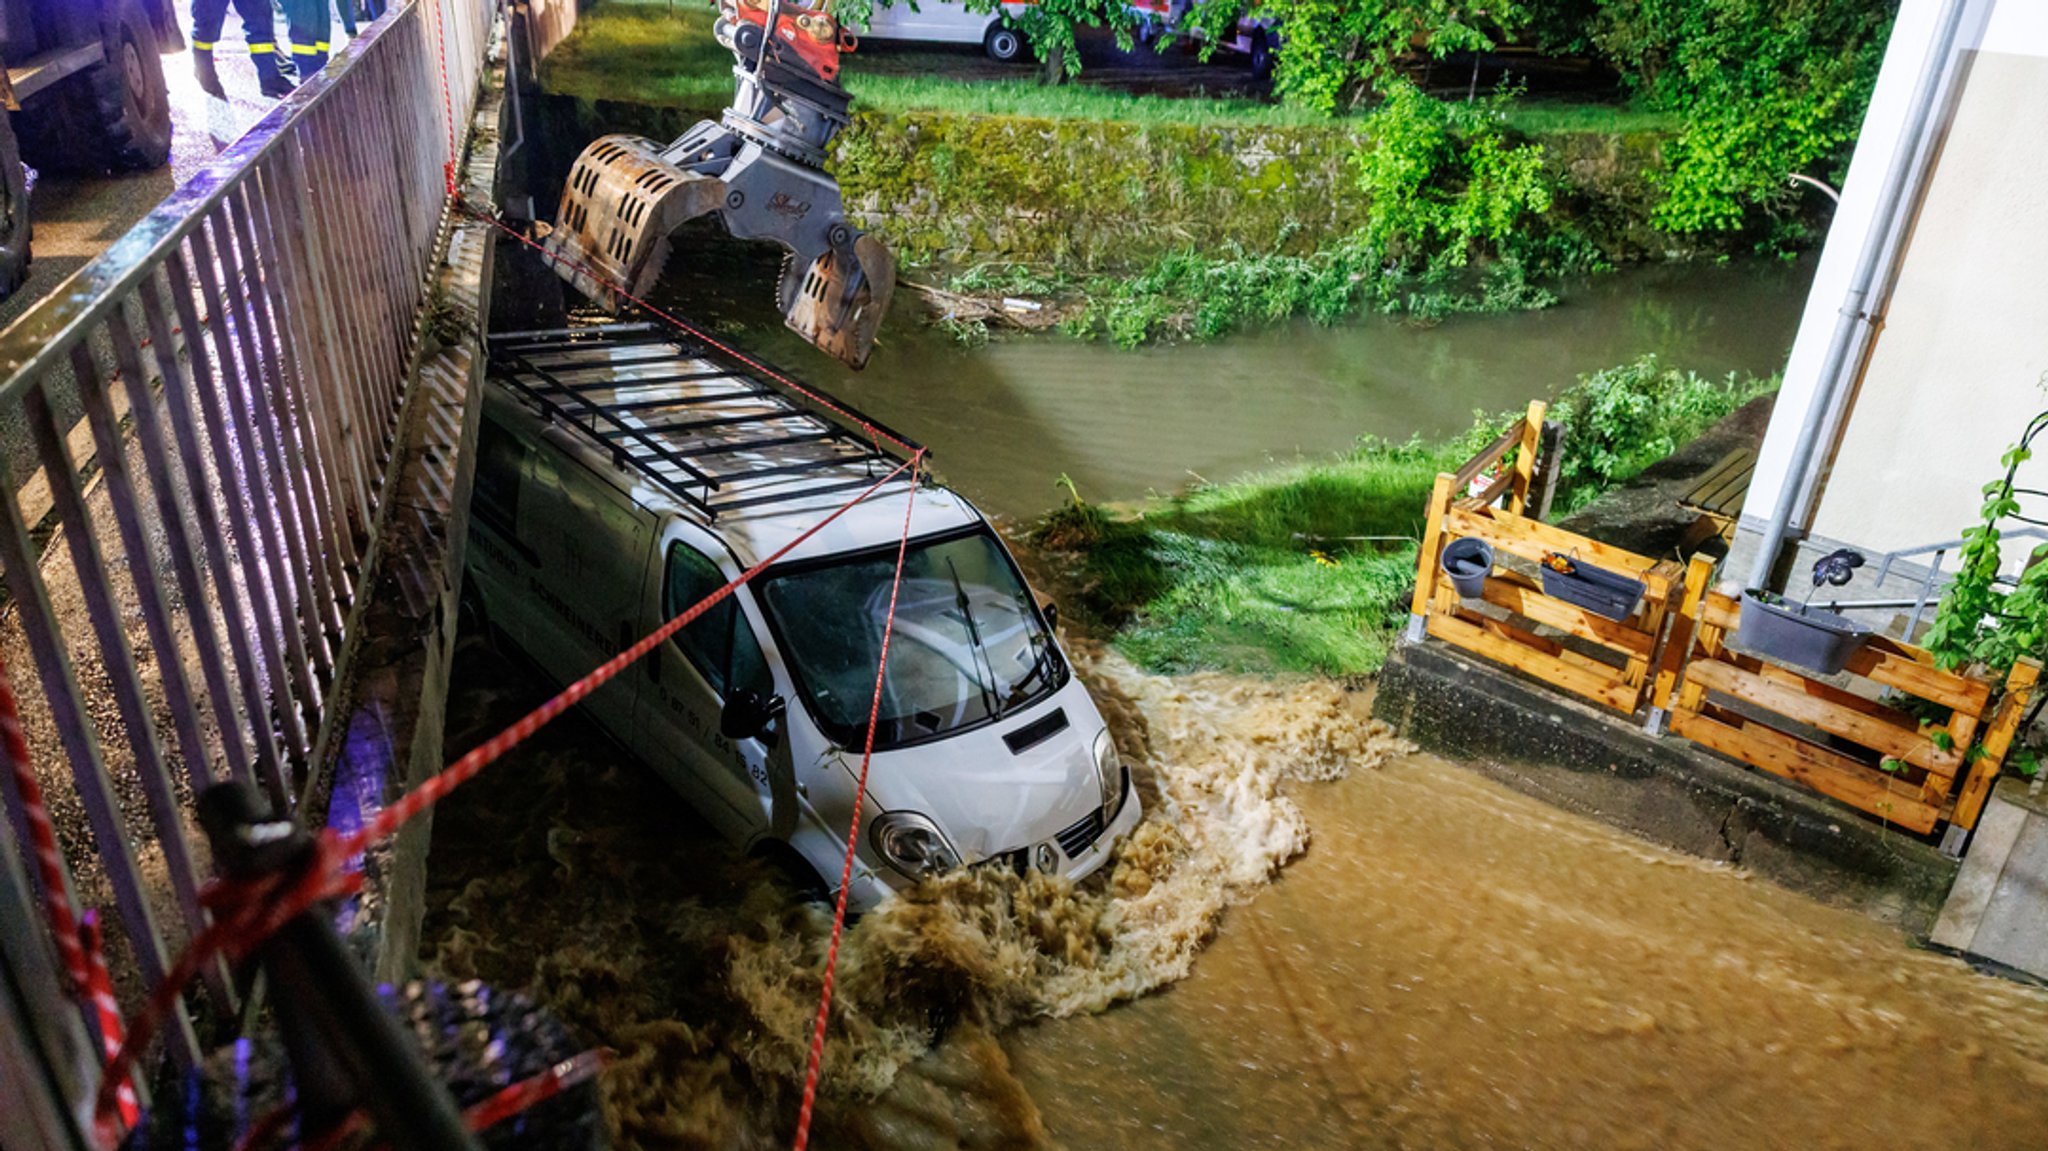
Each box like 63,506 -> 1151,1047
1581,0 -> 1895,234
1178,1 -> 1529,115
1353,79 -> 1549,266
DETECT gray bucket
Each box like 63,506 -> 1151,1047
1440,538 -> 1494,600
1735,590 -> 1874,676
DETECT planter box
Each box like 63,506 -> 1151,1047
1735,590 -> 1873,675
1539,557 -> 1645,621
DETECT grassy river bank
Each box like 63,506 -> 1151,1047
1027,355 -> 1775,678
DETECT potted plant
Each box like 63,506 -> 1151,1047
1440,537 -> 1494,600
1539,552 -> 1645,621
1736,548 -> 1874,675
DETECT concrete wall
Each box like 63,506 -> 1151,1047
1743,0 -> 2048,577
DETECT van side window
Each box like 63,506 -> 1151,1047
474,418 -> 527,536
665,542 -> 771,699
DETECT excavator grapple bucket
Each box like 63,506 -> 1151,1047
544,135 -> 727,306
542,1 -> 896,367
784,234 -> 896,370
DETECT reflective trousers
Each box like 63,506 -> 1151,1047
190,0 -> 287,83
281,0 -> 334,77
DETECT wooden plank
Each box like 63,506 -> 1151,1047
1508,400 -> 1547,516
1678,447 -> 1756,517
1849,645 -> 1992,715
1428,612 -> 1640,712
1410,473 -> 1455,620
1718,649 -> 1965,765
1480,569 -> 1655,657
1953,659 -> 2044,830
1444,506 -> 1672,598
1654,555 -> 1715,714
1452,419 -> 1525,492
1682,658 -> 1955,776
1671,710 -> 1940,834
1455,467 -> 1517,512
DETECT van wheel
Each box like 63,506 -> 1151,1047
984,23 -> 1024,63
1249,30 -> 1274,80
0,117 -> 32,301
754,841 -> 830,905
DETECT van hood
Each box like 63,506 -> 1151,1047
845,679 -> 1106,862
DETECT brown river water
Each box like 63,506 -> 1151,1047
426,637 -> 2048,1150
430,255 -> 2048,1148
649,255 -> 1818,520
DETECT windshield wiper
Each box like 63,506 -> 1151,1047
946,557 -> 1001,720
1010,628 -> 1060,703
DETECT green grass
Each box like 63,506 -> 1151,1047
1037,357 -> 1778,679
1034,441 -> 1463,678
1500,103 -> 1678,136
545,1 -> 1645,132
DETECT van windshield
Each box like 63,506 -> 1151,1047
757,528 -> 1068,750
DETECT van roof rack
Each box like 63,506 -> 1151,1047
485,322 -> 925,520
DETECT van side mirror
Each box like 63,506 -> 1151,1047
1041,600 -> 1059,631
721,689 -> 786,742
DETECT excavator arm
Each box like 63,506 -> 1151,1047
543,0 -> 896,368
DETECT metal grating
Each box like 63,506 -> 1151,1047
485,322 -> 923,518
1055,808 -> 1105,859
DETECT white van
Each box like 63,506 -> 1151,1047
859,0 -> 1032,62
466,323 -> 1140,910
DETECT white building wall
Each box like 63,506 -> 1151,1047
1742,0 -> 2048,572
1808,46 -> 2048,561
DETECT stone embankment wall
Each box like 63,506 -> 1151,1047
536,96 -> 1677,274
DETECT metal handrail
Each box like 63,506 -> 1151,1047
0,0 -> 497,1137
1816,527 -> 2048,635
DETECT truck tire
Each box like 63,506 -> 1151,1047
984,22 -> 1023,63
25,0 -> 173,173
0,116 -> 31,300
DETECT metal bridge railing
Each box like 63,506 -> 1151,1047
0,0 -> 494,1134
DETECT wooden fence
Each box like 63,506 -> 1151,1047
1406,404 -> 2043,840
1410,401 -> 1682,716
1655,557 -> 2041,835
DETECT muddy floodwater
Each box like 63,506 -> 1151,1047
653,255 -> 1815,519
426,639 -> 2048,1150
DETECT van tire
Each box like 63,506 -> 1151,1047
754,841 -> 830,905
1249,30 -> 1274,80
983,23 -> 1023,63
0,117 -> 32,301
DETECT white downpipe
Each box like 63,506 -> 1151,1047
1746,0 -> 1978,591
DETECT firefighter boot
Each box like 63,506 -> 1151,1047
192,45 -> 227,99
252,45 -> 296,98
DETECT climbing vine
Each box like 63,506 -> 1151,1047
1925,412 -> 2048,675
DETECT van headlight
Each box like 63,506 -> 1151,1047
870,812 -> 961,879
1093,729 -> 1123,821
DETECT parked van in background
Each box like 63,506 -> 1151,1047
467,325 -> 1141,911
858,0 -> 1033,62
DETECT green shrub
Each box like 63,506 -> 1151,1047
1542,354 -> 1778,510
